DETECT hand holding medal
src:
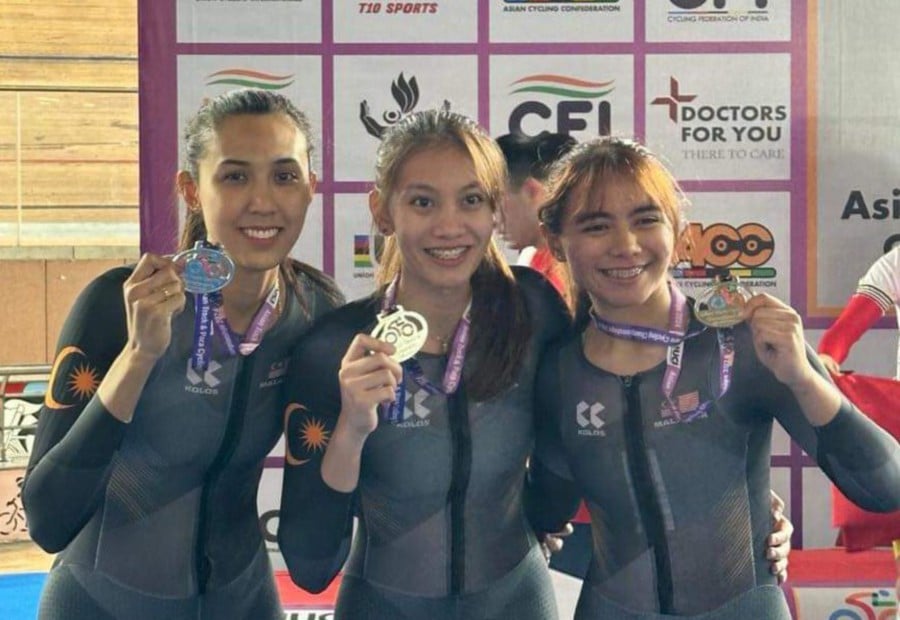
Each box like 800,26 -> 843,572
122,253 -> 186,360
694,274 -> 753,328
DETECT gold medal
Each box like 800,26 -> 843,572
370,305 -> 428,362
694,275 -> 752,328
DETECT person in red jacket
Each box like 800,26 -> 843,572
819,245 -> 900,378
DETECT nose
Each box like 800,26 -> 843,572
609,224 -> 640,256
432,204 -> 466,237
248,179 -> 277,213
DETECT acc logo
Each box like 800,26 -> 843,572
507,74 -> 614,137
674,222 -> 776,279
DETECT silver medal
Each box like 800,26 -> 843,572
173,241 -> 235,294
370,305 -> 428,362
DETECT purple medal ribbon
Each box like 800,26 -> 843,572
378,277 -> 472,423
590,281 -> 734,422
191,275 -> 280,371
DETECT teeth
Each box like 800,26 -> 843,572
604,267 -> 644,278
244,228 -> 278,239
427,247 -> 466,260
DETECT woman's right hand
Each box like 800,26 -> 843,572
337,334 -> 402,438
123,253 -> 186,360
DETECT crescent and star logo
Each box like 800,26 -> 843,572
45,346 -> 99,410
283,403 -> 330,465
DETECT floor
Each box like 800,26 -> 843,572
0,540 -> 53,573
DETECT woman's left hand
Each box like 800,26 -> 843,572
767,490 -> 793,584
743,293 -> 815,389
539,522 -> 574,563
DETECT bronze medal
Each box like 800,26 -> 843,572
694,276 -> 752,328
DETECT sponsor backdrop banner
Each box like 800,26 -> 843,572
138,0 -> 898,565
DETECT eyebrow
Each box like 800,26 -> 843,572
400,181 -> 483,194
217,157 -> 301,167
572,203 -> 661,225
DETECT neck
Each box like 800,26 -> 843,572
221,266 -> 281,333
589,282 -> 672,332
583,328 -> 667,375
395,276 -> 471,345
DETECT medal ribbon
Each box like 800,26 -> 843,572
589,281 -> 734,421
191,274 -> 280,371
378,276 -> 472,423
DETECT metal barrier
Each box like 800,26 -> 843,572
0,365 -> 51,467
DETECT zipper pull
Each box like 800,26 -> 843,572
621,375 -> 633,388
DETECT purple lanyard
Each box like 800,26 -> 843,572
589,282 -> 734,422
191,277 -> 280,371
382,277 -> 471,396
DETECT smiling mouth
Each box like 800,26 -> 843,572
242,227 -> 280,239
425,246 -> 468,260
602,266 -> 645,279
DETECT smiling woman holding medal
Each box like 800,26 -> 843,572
22,89 -> 342,620
277,108 -> 571,619
527,136 -> 900,619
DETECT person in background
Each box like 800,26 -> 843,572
22,89 -> 342,620
529,136 -> 900,618
818,244 -> 900,378
496,131 -> 576,297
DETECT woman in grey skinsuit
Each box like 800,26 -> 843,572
23,89 -> 342,620
529,137 -> 900,619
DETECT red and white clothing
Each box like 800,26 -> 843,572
517,246 -> 566,297
819,246 -> 900,378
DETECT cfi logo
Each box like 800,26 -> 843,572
667,0 -> 771,22
359,73 -> 450,139
45,346 -> 99,410
651,76 -> 787,146
204,69 -> 294,90
673,221 -> 776,280
185,359 -> 221,395
576,401 -> 606,437
507,74 -> 614,137
670,0 -> 768,8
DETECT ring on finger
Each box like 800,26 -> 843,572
162,288 -> 171,300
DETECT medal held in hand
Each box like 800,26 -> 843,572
694,275 -> 752,328
370,305 -> 428,362
173,241 -> 235,294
